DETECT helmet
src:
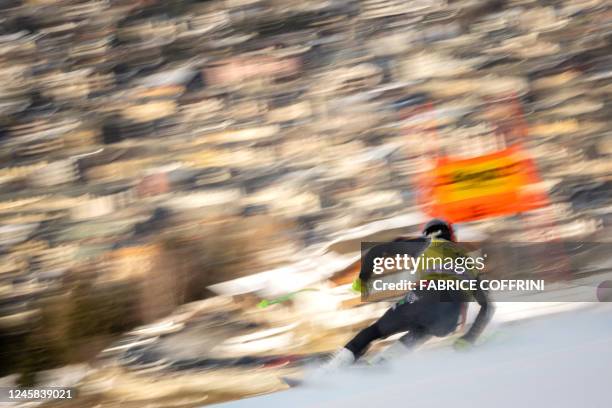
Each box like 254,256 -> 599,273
422,218 -> 455,242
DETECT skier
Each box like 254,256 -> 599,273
325,219 -> 494,369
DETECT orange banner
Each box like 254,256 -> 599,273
419,146 -> 549,222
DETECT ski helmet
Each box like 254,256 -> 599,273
422,218 -> 455,242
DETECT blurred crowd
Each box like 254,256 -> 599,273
0,0 -> 611,385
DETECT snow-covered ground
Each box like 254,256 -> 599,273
217,304 -> 612,408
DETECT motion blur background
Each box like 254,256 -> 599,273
0,0 -> 610,406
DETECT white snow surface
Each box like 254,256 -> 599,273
216,304 -> 612,408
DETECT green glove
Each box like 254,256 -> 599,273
351,278 -> 362,293
453,337 -> 472,351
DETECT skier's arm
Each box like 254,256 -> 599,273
460,276 -> 494,344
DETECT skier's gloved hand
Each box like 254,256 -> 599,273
453,337 -> 472,351
351,278 -> 362,293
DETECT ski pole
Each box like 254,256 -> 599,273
257,288 -> 319,308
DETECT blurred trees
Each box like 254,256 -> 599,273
0,214 -> 296,385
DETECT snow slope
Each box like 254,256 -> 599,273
216,304 -> 612,408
